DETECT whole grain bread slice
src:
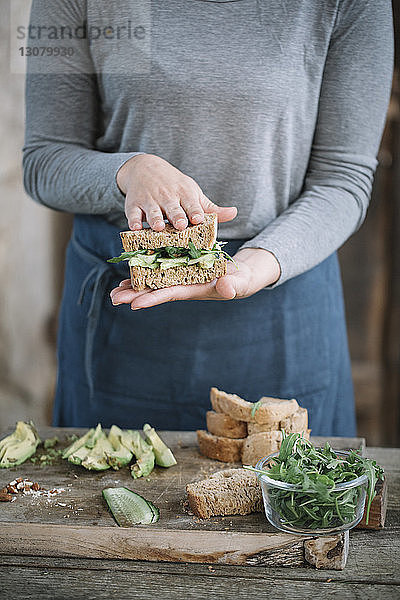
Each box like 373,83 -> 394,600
121,213 -> 218,251
210,387 -> 299,425
247,406 -> 308,435
279,406 -> 308,434
186,468 -> 262,519
197,430 -> 244,463
206,410 -> 247,439
241,431 -> 283,466
242,429 -> 311,466
247,420 -> 280,435
130,256 -> 226,291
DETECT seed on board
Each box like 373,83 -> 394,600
0,491 -> 12,502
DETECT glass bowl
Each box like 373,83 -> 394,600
255,451 -> 368,536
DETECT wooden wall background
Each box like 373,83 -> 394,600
339,2 -> 400,447
0,0 -> 399,445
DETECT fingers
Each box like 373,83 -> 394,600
179,199 -> 204,225
200,195 -> 237,223
215,275 -> 237,300
110,283 -> 150,306
122,154 -> 237,232
125,202 -> 143,231
179,183 -> 205,225
143,202 -> 165,231
117,279 -> 132,289
160,200 -> 188,230
110,274 -> 241,310
129,281 -> 219,309
110,281 -> 215,309
161,180 -> 204,228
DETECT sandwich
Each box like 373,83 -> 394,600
108,213 -> 233,291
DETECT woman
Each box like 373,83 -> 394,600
23,0 -> 393,434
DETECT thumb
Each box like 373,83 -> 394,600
215,274 -> 237,299
201,195 -> 237,223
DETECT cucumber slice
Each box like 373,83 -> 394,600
146,499 -> 160,522
102,487 -> 160,527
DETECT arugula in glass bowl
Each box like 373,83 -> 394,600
245,432 -> 384,535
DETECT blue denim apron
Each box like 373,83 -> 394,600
53,214 -> 356,436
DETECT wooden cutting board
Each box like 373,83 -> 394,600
0,428 -> 365,569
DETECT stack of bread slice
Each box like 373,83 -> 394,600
197,387 -> 310,466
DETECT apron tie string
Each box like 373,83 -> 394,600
72,234 -> 115,400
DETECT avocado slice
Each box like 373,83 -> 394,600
0,421 -> 40,468
62,428 -> 95,459
120,430 -> 155,478
143,424 -> 177,468
84,423 -> 103,449
67,443 -> 91,466
106,425 -> 133,470
81,428 -> 113,471
131,449 -> 155,479
67,424 -> 103,466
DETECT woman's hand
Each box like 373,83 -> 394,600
117,154 -> 237,231
110,248 -> 281,310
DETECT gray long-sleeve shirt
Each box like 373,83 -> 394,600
23,0 -> 393,285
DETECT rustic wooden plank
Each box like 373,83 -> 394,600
2,521 -> 399,584
0,521 -> 309,567
1,565 -> 398,600
305,532 -> 349,570
1,448 -> 398,583
311,436 -> 366,454
0,430 -> 367,533
366,447 -> 400,513
365,447 -> 400,472
0,430 -> 395,576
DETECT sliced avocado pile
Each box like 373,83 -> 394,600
62,423 -> 177,477
0,421 -> 41,468
0,421 -> 176,474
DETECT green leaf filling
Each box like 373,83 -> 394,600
107,242 -> 235,270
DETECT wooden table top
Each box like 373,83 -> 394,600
0,429 -> 399,599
